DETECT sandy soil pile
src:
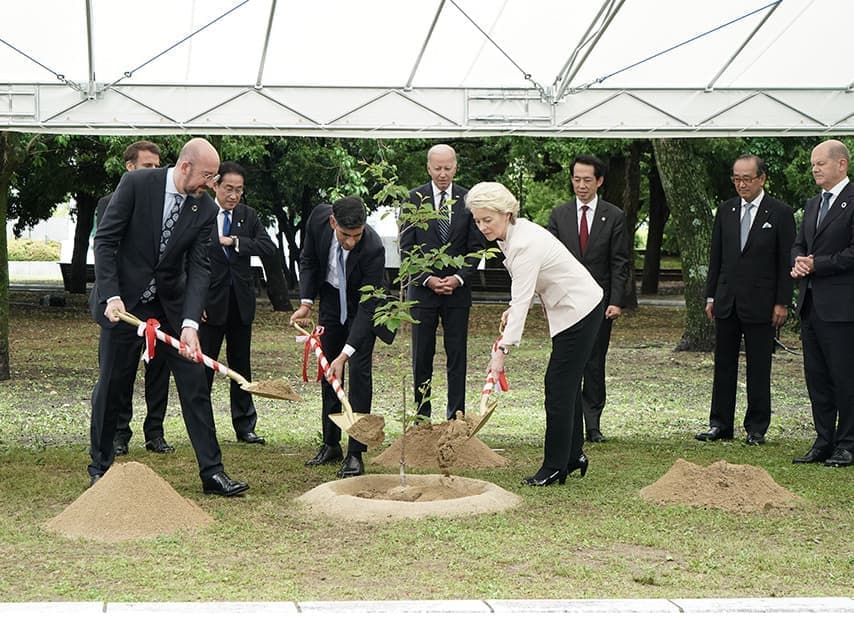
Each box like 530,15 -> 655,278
44,462 -> 213,541
371,419 -> 508,470
640,458 -> 801,513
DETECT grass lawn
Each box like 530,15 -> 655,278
0,291 -> 850,601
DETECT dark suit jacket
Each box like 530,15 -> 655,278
399,183 -> 484,308
90,167 -> 216,331
298,204 -> 392,349
706,194 -> 796,323
205,202 -> 276,326
792,181 -> 854,322
547,198 -> 630,307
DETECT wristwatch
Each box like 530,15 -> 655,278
497,344 -> 509,355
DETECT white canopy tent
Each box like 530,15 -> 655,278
1,0 -> 853,137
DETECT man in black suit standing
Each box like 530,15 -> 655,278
548,154 -> 629,443
89,138 -> 248,496
291,196 -> 390,478
200,161 -> 276,445
791,139 -> 854,468
97,140 -> 175,457
696,154 -> 796,445
400,144 -> 484,422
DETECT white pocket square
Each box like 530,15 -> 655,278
762,222 -> 773,229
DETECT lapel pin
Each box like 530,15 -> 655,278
191,204 -> 198,212
842,202 -> 847,208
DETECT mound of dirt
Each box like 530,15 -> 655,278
640,458 -> 801,513
371,421 -> 508,470
44,462 -> 213,541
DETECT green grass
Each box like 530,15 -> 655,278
0,292 -> 850,601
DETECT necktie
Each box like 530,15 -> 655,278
436,190 -> 450,243
817,191 -> 833,228
740,202 -> 754,250
579,205 -> 590,255
337,243 -> 348,325
222,210 -> 231,256
141,193 -> 183,302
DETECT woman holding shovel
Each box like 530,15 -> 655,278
466,182 -> 604,487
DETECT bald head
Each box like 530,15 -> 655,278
811,139 -> 850,191
174,138 -> 220,196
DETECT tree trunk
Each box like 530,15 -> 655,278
652,138 -> 714,351
69,191 -> 97,293
261,251 -> 292,311
621,142 -> 641,309
0,132 -> 18,380
642,155 -> 670,295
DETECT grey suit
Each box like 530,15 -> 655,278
548,197 -> 629,437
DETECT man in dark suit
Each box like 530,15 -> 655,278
791,139 -> 854,468
547,154 -> 629,443
696,154 -> 796,445
290,196 -> 390,478
97,140 -> 175,457
89,138 -> 248,496
200,161 -> 276,445
400,144 -> 484,421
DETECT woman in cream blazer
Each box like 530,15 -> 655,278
467,182 -> 604,486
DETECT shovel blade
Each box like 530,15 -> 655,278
241,379 -> 303,401
465,400 -> 497,439
329,412 -> 386,448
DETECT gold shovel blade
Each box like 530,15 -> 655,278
466,400 -> 498,439
329,412 -> 386,448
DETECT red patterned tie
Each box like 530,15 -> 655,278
579,205 -> 590,255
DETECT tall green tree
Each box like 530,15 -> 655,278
652,138 -> 715,351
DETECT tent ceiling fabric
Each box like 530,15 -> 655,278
1,0 -> 853,137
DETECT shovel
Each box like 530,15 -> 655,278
117,311 -> 302,401
464,322 -> 507,438
291,322 -> 384,447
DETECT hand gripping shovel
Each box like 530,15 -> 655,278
292,322 -> 384,447
465,324 -> 507,438
117,311 -> 302,401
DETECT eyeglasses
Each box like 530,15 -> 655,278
220,185 -> 244,196
188,161 -> 219,183
730,175 -> 760,184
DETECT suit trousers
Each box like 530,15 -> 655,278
89,300 -> 224,480
318,284 -> 375,454
581,314 -> 613,433
199,286 -> 257,437
709,312 -> 774,434
411,303 -> 470,420
800,291 -> 854,453
543,301 -> 603,470
113,354 -> 170,444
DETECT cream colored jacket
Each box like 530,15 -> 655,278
498,218 -> 603,347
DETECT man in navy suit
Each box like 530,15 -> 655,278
200,161 -> 276,445
696,154 -> 795,445
548,154 -> 629,443
791,139 -> 854,467
89,138 -> 248,496
400,144 -> 484,422
290,196 -> 391,478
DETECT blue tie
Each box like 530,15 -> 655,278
817,191 -> 832,228
337,243 -> 348,324
222,210 -> 231,256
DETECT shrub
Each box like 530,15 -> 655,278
7,238 -> 61,261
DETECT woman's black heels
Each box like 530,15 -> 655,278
567,452 -> 589,478
521,467 -> 568,486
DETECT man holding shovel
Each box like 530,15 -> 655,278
291,196 -> 390,478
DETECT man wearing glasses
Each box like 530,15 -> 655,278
696,154 -> 795,445
89,138 -> 249,496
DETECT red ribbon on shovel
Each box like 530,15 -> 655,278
300,326 -> 325,382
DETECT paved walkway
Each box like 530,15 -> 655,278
2,598 -> 851,637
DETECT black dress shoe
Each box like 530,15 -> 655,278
695,426 -> 734,442
113,441 -> 129,456
586,430 -> 606,443
145,437 -> 175,454
89,474 -> 103,488
336,454 -> 364,478
792,448 -> 830,464
521,466 -> 567,486
567,453 -> 589,478
237,431 -> 266,445
305,443 -> 343,467
746,432 -> 766,446
202,471 -> 249,497
824,448 -> 853,467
